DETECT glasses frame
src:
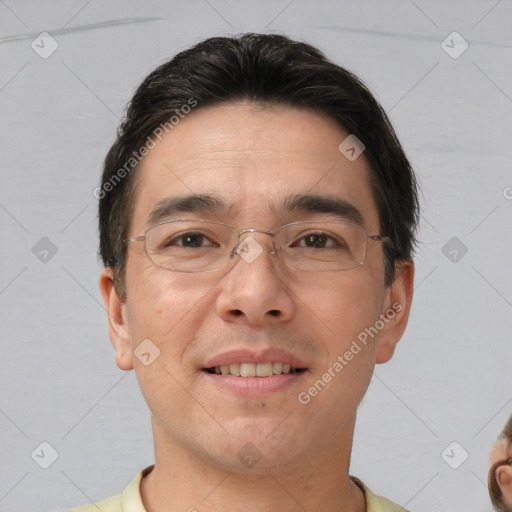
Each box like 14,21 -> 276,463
488,457 -> 512,509
124,218 -> 391,273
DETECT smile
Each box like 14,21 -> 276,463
204,362 -> 306,377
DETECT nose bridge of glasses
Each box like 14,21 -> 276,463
234,228 -> 278,256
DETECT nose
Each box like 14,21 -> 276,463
215,232 -> 295,326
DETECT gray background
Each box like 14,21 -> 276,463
1,1 -> 511,511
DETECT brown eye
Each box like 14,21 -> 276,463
294,232 -> 345,249
304,234 -> 329,248
177,233 -> 207,247
163,232 -> 213,248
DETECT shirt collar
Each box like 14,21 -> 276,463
121,464 -> 154,512
120,465 -> 403,512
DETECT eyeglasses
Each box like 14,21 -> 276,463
124,219 -> 390,273
488,457 -> 512,510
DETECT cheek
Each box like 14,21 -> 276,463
125,270 -> 212,421
125,265 -> 221,370
294,270 -> 384,340
292,271 -> 384,402
127,258 -> 195,321
295,279 -> 379,445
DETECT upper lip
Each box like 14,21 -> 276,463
202,348 -> 308,369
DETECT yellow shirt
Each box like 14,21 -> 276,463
67,465 -> 409,512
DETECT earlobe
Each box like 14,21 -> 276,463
99,268 -> 134,371
375,260 -> 414,364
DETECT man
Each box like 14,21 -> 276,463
74,33 -> 418,511
489,415 -> 512,511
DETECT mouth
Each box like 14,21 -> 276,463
203,362 -> 307,377
201,348 -> 309,395
201,357 -> 308,395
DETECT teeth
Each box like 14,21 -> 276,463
272,362 -> 283,374
240,363 -> 256,377
209,362 -> 303,377
256,362 -> 273,377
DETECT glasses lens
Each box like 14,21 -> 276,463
277,221 -> 367,272
144,220 -> 235,272
141,220 -> 369,273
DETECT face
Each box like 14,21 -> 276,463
490,438 -> 512,509
101,102 -> 413,473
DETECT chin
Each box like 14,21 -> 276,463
202,424 -> 308,473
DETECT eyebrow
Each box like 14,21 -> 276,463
146,193 -> 364,227
146,194 -> 231,226
274,194 -> 364,226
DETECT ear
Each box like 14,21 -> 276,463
375,260 -> 414,364
99,267 -> 134,371
496,463 -> 512,506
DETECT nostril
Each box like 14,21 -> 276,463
268,310 -> 280,317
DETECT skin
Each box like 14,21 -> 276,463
490,438 -> 512,509
100,102 -> 414,512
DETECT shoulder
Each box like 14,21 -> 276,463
351,476 -> 410,512
65,494 -> 122,512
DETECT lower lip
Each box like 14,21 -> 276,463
202,371 -> 307,395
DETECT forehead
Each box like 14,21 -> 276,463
131,102 -> 379,231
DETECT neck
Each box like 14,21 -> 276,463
140,417 -> 366,512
